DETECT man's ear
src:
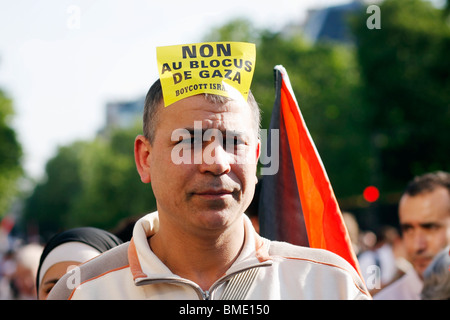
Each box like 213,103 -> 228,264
254,139 -> 261,185
256,138 -> 261,161
134,135 -> 152,183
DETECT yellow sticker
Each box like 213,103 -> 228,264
156,42 -> 256,107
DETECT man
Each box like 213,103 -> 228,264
375,171 -> 450,300
48,76 -> 368,299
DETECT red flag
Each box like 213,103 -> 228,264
258,65 -> 363,279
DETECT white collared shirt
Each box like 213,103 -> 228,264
374,267 -> 423,300
48,212 -> 370,300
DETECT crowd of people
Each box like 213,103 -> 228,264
1,157 -> 448,299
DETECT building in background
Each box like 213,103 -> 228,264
98,97 -> 145,137
302,1 -> 363,44
105,97 -> 145,130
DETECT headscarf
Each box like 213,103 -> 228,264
36,227 -> 123,292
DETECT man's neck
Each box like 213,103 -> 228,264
148,214 -> 245,291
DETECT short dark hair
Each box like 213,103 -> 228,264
143,79 -> 163,144
142,79 -> 261,144
404,171 -> 450,196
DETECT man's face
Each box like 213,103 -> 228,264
399,187 -> 450,277
135,94 -> 260,234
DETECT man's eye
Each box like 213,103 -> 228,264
224,137 -> 244,149
423,223 -> 440,231
178,136 -> 202,145
401,224 -> 412,234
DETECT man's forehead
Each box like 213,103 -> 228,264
399,190 -> 450,220
181,127 -> 247,137
157,102 -> 255,142
171,117 -> 253,135
161,94 -> 251,117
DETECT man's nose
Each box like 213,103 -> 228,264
198,142 -> 231,176
412,229 -> 428,253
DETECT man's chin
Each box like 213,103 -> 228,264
413,259 -> 432,278
193,208 -> 242,231
190,193 -> 237,211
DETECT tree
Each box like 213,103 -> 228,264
22,142 -> 84,239
0,89 -> 22,217
351,0 -> 450,192
22,125 -> 156,240
203,18 -> 260,44
68,125 -> 156,231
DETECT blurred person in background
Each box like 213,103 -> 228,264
36,227 -> 122,299
0,250 -> 16,299
343,212 -> 411,295
375,171 -> 450,300
358,226 -> 412,295
421,246 -> 450,300
13,243 -> 43,299
342,212 -> 361,256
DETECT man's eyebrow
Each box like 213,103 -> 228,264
420,222 -> 441,229
184,128 -> 209,135
183,128 -> 245,136
400,223 -> 413,229
400,222 -> 442,230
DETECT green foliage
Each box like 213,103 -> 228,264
202,18 -> 260,44
23,142 -> 84,238
351,0 -> 450,191
69,127 -> 156,231
0,89 -> 22,217
22,125 -> 156,239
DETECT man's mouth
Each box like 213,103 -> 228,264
195,189 -> 234,199
413,256 -> 432,266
